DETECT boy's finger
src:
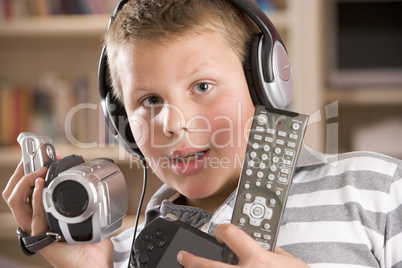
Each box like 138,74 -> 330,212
31,178 -> 49,235
2,161 -> 25,200
6,167 -> 47,208
214,223 -> 267,262
55,150 -> 62,160
177,250 -> 229,268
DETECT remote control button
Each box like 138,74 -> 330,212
239,218 -> 246,224
279,177 -> 288,184
278,131 -> 286,137
265,137 -> 274,143
253,232 -> 262,238
287,142 -> 296,148
253,143 -> 259,150
263,145 -> 271,152
250,151 -> 257,158
254,196 -> 267,205
273,156 -> 279,163
292,123 -> 300,131
257,241 -> 271,251
254,134 -> 262,141
257,114 -> 268,125
256,126 -> 264,132
276,190 -> 281,196
251,204 -> 265,219
264,234 -> 272,240
289,133 -> 298,140
270,165 -> 277,172
268,174 -> 275,181
276,139 -> 284,145
245,193 -> 252,199
264,224 -> 271,230
285,150 -> 294,156
256,181 -> 261,187
270,199 -> 276,205
261,154 -> 268,161
246,169 -> 252,176
267,183 -> 272,189
248,160 -> 255,167
283,159 -> 292,166
267,128 -> 275,134
259,163 -> 266,169
274,147 -> 282,154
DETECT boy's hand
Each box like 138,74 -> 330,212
2,161 -> 48,235
177,223 -> 309,268
3,159 -> 113,268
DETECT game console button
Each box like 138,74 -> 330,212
156,239 -> 165,247
145,242 -> 154,251
154,230 -> 163,238
138,253 -> 149,264
143,233 -> 152,241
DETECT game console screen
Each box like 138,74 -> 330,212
156,227 -> 223,267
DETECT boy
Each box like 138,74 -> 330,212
3,0 -> 402,267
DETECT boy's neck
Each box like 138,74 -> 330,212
185,181 -> 238,214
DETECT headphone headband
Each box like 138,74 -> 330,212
98,0 -> 293,158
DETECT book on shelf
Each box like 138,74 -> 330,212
0,73 -> 110,148
0,0 -> 284,22
0,0 -> 120,21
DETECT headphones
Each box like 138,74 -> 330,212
98,0 -> 293,159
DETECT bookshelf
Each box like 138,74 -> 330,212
0,5 -> 291,163
1,0 -> 401,266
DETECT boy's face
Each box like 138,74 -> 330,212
116,31 -> 255,206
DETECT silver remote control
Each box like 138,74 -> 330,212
223,105 -> 308,264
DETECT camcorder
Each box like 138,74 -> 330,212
18,132 -> 127,244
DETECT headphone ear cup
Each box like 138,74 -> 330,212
105,92 -> 144,158
244,34 -> 264,106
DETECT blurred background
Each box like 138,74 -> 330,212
0,0 -> 401,266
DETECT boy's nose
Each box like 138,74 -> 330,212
162,103 -> 186,137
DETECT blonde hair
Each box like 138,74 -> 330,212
104,0 -> 257,102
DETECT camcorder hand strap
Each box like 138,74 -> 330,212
17,227 -> 61,256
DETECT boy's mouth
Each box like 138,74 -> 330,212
172,150 -> 208,163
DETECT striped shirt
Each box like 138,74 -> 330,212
112,149 -> 402,267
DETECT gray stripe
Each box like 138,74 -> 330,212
282,202 -> 386,234
297,151 -> 400,173
386,203 -> 402,241
113,250 -> 130,263
392,261 -> 402,268
290,170 -> 393,195
336,151 -> 400,165
282,242 -> 380,267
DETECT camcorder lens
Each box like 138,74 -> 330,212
53,181 -> 89,217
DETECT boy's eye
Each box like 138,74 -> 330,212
192,83 -> 212,94
142,95 -> 162,107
